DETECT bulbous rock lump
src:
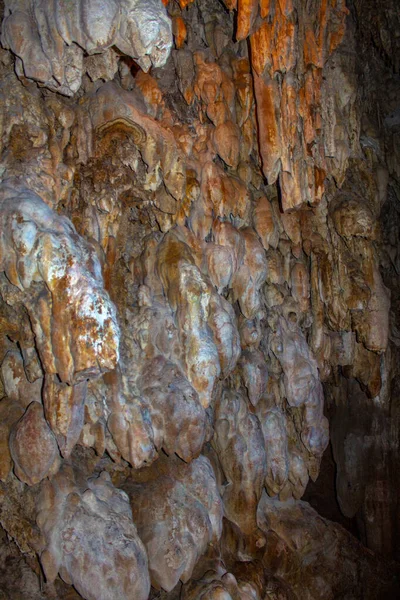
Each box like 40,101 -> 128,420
37,468 -> 150,600
271,317 -> 329,456
0,187 -> 120,384
0,0 -> 398,596
9,401 -> 59,486
125,455 -> 223,592
1,0 -> 173,95
213,390 -> 267,547
156,230 -> 240,407
0,397 -> 25,481
137,355 -> 207,461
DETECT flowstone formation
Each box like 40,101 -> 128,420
0,0 -> 399,598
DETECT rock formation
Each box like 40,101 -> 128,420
0,0 -> 399,598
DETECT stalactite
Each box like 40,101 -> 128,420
0,0 -> 399,598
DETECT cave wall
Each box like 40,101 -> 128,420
0,0 -> 399,598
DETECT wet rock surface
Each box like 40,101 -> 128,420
0,0 -> 399,598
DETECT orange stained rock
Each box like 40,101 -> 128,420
280,73 -> 298,172
250,7 -> 296,76
223,0 -> 238,9
253,195 -> 279,250
303,15 -> 325,69
173,16 -> 187,49
250,20 -> 271,76
213,120 -> 240,168
206,100 -> 231,126
240,117 -> 255,158
172,123 -> 194,157
233,58 -> 254,126
221,71 -> 236,112
233,56 -> 251,79
317,0 -> 329,58
204,243 -> 234,292
192,121 -> 214,163
176,172 -> 198,226
202,162 -> 251,222
303,0 -> 348,66
194,53 -> 223,105
298,68 -> 323,146
314,166 -> 326,203
305,161 -> 317,205
277,0 -> 294,16
178,0 -> 194,8
248,0 -> 349,212
259,0 -> 271,18
253,72 -> 282,184
236,0 -> 258,41
271,8 -> 297,74
304,29 -> 323,68
134,70 -> 164,114
329,9 -> 348,53
280,163 -> 305,211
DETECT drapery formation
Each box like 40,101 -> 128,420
0,0 -> 399,598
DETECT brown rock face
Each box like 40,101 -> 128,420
250,0 -> 348,211
9,402 -> 60,487
0,397 -> 24,481
125,454 -> 223,592
0,0 -> 399,598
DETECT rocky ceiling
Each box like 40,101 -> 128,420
0,0 -> 399,598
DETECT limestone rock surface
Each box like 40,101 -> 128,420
37,468 -> 150,600
1,0 -> 172,95
0,0 -> 398,597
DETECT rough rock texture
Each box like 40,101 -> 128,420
124,454 -> 223,592
1,0 -> 172,95
37,466 -> 150,600
0,0 -> 399,598
256,493 -> 400,599
9,401 -> 60,486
